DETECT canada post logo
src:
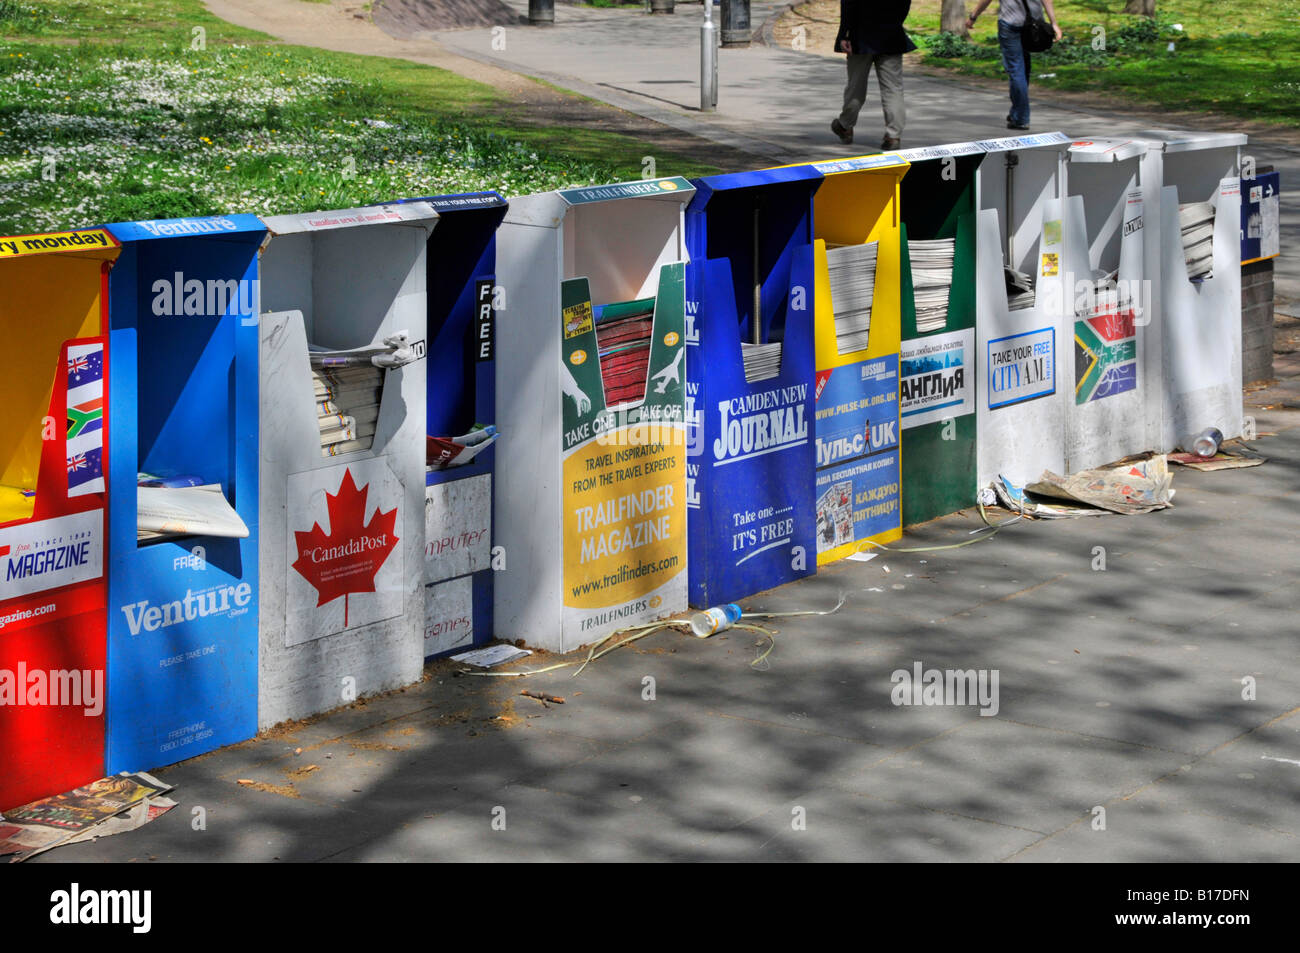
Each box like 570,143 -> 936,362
0,511 -> 103,601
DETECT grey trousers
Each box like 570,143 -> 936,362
838,52 -> 905,139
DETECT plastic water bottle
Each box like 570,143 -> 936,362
1191,427 -> 1224,458
690,603 -> 742,637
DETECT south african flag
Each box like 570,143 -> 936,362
1074,310 -> 1137,405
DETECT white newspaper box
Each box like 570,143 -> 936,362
1063,138 -> 1152,470
1136,130 -> 1246,451
257,203 -> 437,728
974,132 -> 1072,487
494,178 -> 695,653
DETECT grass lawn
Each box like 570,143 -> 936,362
906,0 -> 1300,126
0,0 -> 718,234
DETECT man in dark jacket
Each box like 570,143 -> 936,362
831,0 -> 916,150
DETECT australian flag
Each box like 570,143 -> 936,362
66,342 -> 105,497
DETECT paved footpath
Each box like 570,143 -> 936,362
37,2 -> 1296,863
435,0 -> 1299,299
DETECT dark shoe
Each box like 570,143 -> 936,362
1007,121 -> 1030,131
831,118 -> 853,144
881,136 -> 901,151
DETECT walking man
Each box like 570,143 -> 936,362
831,0 -> 914,151
966,0 -> 1063,130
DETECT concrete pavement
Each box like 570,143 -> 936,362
36,392 -> 1300,862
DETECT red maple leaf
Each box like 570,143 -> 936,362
292,468 -> 399,628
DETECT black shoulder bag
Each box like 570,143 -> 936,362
1021,1 -> 1055,53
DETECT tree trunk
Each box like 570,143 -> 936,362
1124,0 -> 1156,16
941,0 -> 968,35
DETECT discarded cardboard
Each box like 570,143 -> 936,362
1026,454 -> 1174,515
1168,445 -> 1265,471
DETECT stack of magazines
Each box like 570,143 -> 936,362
826,241 -> 877,355
741,342 -> 782,382
909,238 -> 955,332
1005,266 -> 1036,311
595,297 -> 655,407
1179,202 -> 1216,280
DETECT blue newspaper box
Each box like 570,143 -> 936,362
406,192 -> 507,659
685,166 -> 823,607
104,214 -> 265,773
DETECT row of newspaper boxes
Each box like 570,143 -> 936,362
0,130 -> 1271,810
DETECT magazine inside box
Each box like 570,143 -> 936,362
130,238 -> 255,545
564,199 -> 682,408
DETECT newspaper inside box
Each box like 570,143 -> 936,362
257,203 -> 436,728
104,214 -> 264,773
407,192 -> 507,659
973,132 -> 1071,488
791,154 -> 909,563
1063,138 -> 1151,471
1137,130 -> 1246,452
684,166 -> 822,606
889,143 -> 985,525
0,229 -> 117,811
495,178 -> 694,652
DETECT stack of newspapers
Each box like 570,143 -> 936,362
595,297 -> 655,407
1179,202 -> 1216,280
741,342 -> 782,382
307,333 -> 418,456
909,238 -> 955,332
826,242 -> 877,355
1005,266 -> 1036,311
312,363 -> 381,456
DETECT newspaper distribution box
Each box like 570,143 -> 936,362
684,166 -> 822,606
776,154 -> 909,562
406,192 -> 507,659
104,215 -> 265,773
893,143 -> 985,525
495,178 -> 694,652
974,132 -> 1072,488
257,204 -> 437,729
1063,138 -> 1152,470
1137,130 -> 1247,451
0,229 -> 118,810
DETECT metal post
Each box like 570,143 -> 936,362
701,1 -> 718,112
529,0 -> 554,26
720,0 -> 750,48
1005,152 -> 1018,267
